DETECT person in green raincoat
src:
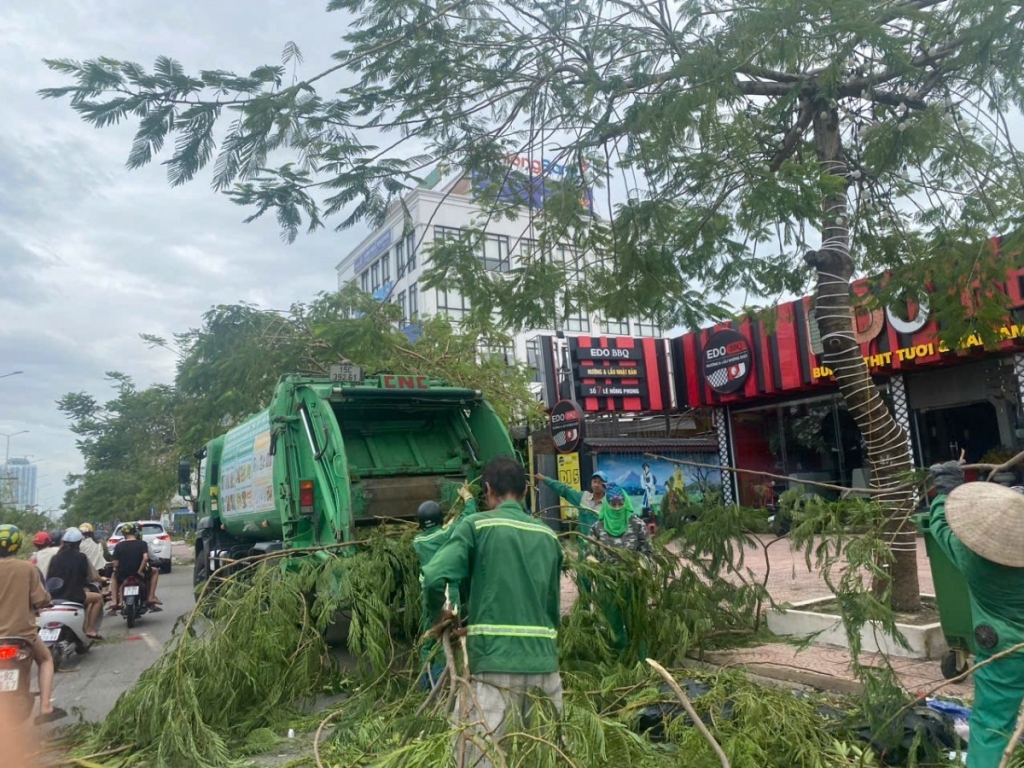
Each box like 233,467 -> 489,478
929,461 -> 1024,767
588,483 -> 653,655
414,485 -> 475,688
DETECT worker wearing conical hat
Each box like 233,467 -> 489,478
929,462 -> 1024,767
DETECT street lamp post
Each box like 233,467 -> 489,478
0,431 -> 29,465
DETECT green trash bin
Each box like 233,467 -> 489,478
913,512 -> 976,679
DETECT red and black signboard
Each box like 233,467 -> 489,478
550,399 -> 584,453
567,336 -> 670,413
702,329 -> 752,394
673,249 -> 1024,408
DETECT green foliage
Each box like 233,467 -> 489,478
58,373 -> 180,528
38,1 -> 1024,330
76,531 -> 422,768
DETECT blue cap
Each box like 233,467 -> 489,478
592,471 -> 609,483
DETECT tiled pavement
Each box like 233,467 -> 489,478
561,534 -> 973,699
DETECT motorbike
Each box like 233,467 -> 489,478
118,573 -> 150,629
37,577 -> 103,670
0,636 -> 36,722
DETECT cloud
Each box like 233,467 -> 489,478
0,0 -> 368,513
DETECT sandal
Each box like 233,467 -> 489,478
147,603 -> 163,612
35,707 -> 68,725
86,632 -> 103,640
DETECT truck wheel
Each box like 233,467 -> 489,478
940,649 -> 968,680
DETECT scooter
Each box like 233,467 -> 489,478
37,577 -> 103,671
118,573 -> 150,629
0,637 -> 36,722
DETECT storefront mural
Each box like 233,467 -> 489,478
595,453 -> 721,517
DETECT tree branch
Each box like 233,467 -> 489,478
769,97 -> 814,172
646,658 -> 730,768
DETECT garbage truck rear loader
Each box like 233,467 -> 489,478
180,373 -> 515,588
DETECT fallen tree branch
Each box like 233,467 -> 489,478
998,695 -> 1024,768
646,658 -> 730,768
961,447 -> 1024,481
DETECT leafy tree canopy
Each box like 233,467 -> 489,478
40,0 -> 1024,336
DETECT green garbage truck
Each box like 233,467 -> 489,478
178,371 -> 515,588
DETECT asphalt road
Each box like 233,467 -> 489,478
50,566 -> 193,722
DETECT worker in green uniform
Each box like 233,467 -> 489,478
929,461 -> 1024,767
414,487 -> 475,689
535,469 -> 607,535
423,456 -> 563,768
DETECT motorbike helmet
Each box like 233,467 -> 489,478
133,522 -> 144,537
417,501 -> 443,530
79,522 -> 95,535
62,527 -> 84,544
120,522 -> 135,537
33,531 -> 52,548
0,524 -> 23,556
49,529 -> 63,545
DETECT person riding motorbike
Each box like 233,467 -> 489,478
46,528 -> 104,640
0,524 -> 65,723
77,523 -> 111,576
110,523 -> 161,611
30,531 -> 57,579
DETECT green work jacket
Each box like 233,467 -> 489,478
421,500 -> 563,674
930,495 -> 1024,768
414,499 -> 476,618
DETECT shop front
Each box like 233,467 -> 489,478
673,267 -> 1024,506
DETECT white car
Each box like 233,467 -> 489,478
107,521 -> 173,573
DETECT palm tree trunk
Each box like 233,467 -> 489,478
804,104 -> 922,612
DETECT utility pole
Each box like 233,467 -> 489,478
0,371 -> 23,380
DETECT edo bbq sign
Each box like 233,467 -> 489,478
673,263 -> 1024,407
567,336 -> 672,413
549,400 -> 585,454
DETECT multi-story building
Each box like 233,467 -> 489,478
334,173 -> 662,382
1,458 -> 37,509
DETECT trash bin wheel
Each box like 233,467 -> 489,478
940,649 -> 969,680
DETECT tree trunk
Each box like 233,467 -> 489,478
805,104 -> 922,612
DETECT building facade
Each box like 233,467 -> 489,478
673,265 -> 1024,506
1,458 -> 37,509
334,176 -> 662,383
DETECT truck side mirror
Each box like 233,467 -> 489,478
178,460 -> 192,498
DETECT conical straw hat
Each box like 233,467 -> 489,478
944,482 -> 1024,568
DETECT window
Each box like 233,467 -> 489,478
371,261 -> 381,291
635,318 -> 661,337
601,318 -> 631,336
482,234 -> 511,272
480,344 -> 515,366
408,283 -> 419,319
395,240 -> 406,278
436,287 -> 470,320
397,291 -> 408,325
564,308 -> 590,333
360,271 -> 370,292
406,232 -> 416,272
526,338 -> 541,382
380,252 -> 391,285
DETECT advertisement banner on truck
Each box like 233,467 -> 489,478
220,412 -> 275,517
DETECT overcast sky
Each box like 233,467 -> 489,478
1,1 -> 368,514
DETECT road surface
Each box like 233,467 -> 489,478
50,567 -> 193,722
